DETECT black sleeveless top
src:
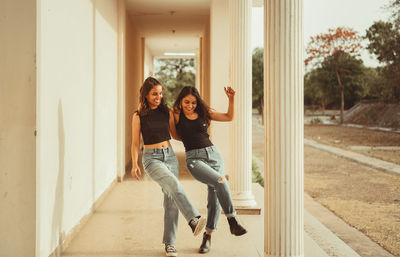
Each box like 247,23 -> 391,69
139,107 -> 171,145
176,111 -> 213,151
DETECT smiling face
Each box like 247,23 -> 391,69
181,94 -> 197,114
146,85 -> 163,109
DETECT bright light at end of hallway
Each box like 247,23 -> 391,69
164,52 -> 196,56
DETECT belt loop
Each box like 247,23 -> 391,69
163,148 -> 166,162
205,147 -> 210,159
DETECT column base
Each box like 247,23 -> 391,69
232,191 -> 257,208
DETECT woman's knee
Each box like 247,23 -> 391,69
162,175 -> 183,193
207,198 -> 222,211
214,176 -> 230,191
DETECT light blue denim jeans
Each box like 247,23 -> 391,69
142,146 -> 200,245
186,146 -> 236,232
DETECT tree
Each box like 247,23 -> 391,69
252,47 -> 264,118
305,27 -> 363,123
321,53 -> 366,108
304,68 -> 335,113
387,0 -> 400,29
362,67 -> 392,101
365,21 -> 400,101
154,58 -> 196,106
305,53 -> 365,112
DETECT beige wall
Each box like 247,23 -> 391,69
36,0 -> 119,256
0,1 -> 36,256
117,0 -> 126,181
125,15 -> 143,172
201,18 -> 211,106
209,0 -> 231,169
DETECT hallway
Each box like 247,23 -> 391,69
61,174 -> 264,257
2,1 -> 309,256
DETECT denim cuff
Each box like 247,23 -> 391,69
205,226 -> 217,232
225,211 -> 237,218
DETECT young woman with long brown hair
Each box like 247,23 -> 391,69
131,77 -> 206,257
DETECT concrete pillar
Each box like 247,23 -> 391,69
264,0 -> 304,256
229,0 -> 256,207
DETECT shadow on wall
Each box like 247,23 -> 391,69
51,100 -> 65,257
89,0 -> 118,32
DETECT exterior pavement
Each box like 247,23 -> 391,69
305,139 -> 400,175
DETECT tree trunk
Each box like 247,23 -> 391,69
320,99 -> 326,115
340,87 -> 344,124
335,69 -> 345,124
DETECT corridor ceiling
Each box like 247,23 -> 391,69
125,0 -> 263,57
126,0 -> 210,57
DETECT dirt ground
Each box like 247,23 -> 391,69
252,121 -> 400,256
304,145 -> 400,256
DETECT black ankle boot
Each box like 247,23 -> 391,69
227,217 -> 247,236
199,232 -> 211,253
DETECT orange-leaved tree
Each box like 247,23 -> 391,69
305,27 -> 363,124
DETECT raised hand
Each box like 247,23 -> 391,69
224,86 -> 236,100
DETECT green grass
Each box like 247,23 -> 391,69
252,159 -> 264,187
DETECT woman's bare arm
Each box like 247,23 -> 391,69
209,86 -> 235,122
169,109 -> 181,141
131,113 -> 142,180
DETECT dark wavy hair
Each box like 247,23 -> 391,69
173,86 -> 211,126
138,77 -> 169,116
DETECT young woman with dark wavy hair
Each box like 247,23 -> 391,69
173,86 -> 247,254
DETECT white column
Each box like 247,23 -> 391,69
229,0 -> 256,207
264,0 -> 304,256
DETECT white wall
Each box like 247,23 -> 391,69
209,0 -> 231,170
93,0 -> 118,204
144,44 -> 154,78
36,0 -> 119,256
0,1 -> 36,257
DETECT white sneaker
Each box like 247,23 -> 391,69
165,244 -> 178,257
189,216 -> 207,236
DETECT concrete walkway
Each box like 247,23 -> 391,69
61,173 -> 334,257
305,194 -> 395,257
304,139 -> 400,175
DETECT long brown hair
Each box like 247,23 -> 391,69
173,86 -> 211,126
138,77 -> 169,116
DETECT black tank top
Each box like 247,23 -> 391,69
176,111 -> 213,151
139,107 -> 171,145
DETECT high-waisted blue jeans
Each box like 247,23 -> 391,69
186,146 -> 236,232
142,146 -> 200,245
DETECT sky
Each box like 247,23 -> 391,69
251,0 -> 392,67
